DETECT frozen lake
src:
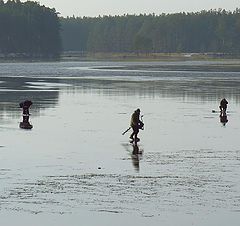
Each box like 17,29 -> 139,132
0,60 -> 240,226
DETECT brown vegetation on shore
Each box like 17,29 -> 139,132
61,51 -> 240,62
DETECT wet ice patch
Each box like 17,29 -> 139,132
2,148 -> 240,217
26,82 -> 71,90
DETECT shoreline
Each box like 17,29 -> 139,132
0,52 -> 240,64
60,52 -> 240,62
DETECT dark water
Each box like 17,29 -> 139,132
0,60 -> 240,226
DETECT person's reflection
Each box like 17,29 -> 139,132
220,111 -> 228,126
19,115 -> 33,129
131,141 -> 143,172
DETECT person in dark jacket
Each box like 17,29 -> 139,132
129,108 -> 144,141
19,100 -> 32,115
219,98 -> 228,113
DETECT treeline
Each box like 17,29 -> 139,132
61,9 -> 240,54
0,0 -> 61,58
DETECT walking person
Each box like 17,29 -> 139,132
129,108 -> 144,142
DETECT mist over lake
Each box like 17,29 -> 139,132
0,60 -> 240,226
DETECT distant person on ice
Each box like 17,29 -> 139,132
219,98 -> 228,113
129,108 -> 144,141
19,100 -> 32,115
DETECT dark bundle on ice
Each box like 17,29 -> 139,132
19,115 -> 33,129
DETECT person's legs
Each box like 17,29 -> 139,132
222,106 -> 227,113
130,126 -> 135,139
130,131 -> 134,139
134,127 -> 139,140
130,126 -> 139,140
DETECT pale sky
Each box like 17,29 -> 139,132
22,0 -> 240,17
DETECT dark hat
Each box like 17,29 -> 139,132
19,100 -> 32,108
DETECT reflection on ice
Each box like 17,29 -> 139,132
26,82 -> 71,89
131,143 -> 143,172
2,148 -> 240,216
122,142 -> 144,172
0,61 -> 240,226
220,112 -> 228,126
0,77 -> 59,116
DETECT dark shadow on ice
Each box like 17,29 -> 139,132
131,142 -> 142,172
220,111 -> 228,126
122,142 -> 144,172
131,141 -> 143,172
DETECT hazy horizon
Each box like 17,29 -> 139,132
20,0 -> 240,17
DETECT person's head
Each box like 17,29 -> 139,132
135,108 -> 140,114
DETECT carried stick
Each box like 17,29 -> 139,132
122,127 -> 131,135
